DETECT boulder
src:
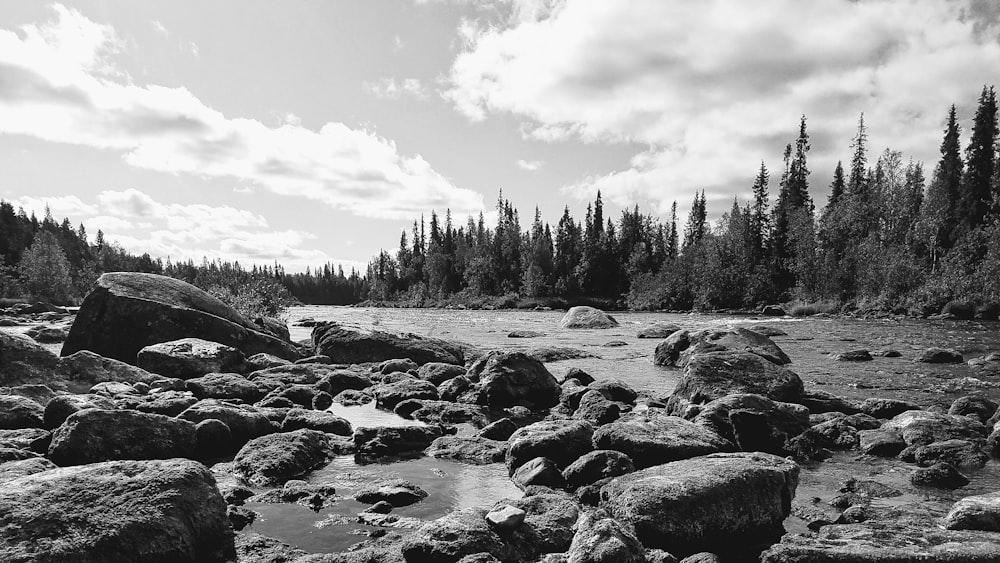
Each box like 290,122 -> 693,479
512,457 -> 566,490
439,375 -> 472,402
418,362 -> 468,385
590,379 -> 638,403
637,324 -> 682,339
882,410 -> 987,447
261,384 -> 317,408
562,450 -> 635,490
61,272 -> 300,363
0,395 -> 44,429
25,326 -> 68,343
468,351 -> 561,410
655,328 -> 790,367
48,408 -> 197,465
281,408 -> 352,435
912,439 -> 989,469
566,509 -> 645,563
131,391 -> 199,416
859,397 -> 920,419
312,322 -> 467,365
355,479 -> 428,507
832,349 -> 873,362
858,429 -> 907,457
380,358 -> 419,374
0,428 -> 51,453
666,352 -> 804,415
353,425 -> 441,457
944,492 -> 1000,531
177,400 -> 276,447
186,372 -> 262,403
232,429 -> 332,486
559,306 -> 619,329
372,379 -> 439,410
245,352 -> 291,371
55,350 -> 160,390
688,393 -> 810,455
506,419 -> 595,474
195,419 -> 232,461
486,505 -> 526,532
748,325 -> 787,337
401,508 -> 514,562
0,457 -> 57,481
479,417 -> 519,441
427,435 -> 506,464
949,395 -> 999,424
0,332 -> 59,387
910,461 -> 969,489
593,410 -> 732,469
234,532 -> 307,563
573,390 -> 621,425
509,330 -> 545,338
42,394 -> 115,429
600,452 -> 799,558
136,338 -> 246,379
0,458 -> 234,562
915,347 -> 964,363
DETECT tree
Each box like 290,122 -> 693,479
748,162 -> 771,262
18,231 -> 74,304
956,86 -> 998,238
919,104 -> 964,265
681,191 -> 707,250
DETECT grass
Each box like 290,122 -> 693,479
787,300 -> 841,317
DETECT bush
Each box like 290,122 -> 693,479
787,300 -> 840,316
18,232 -> 75,305
941,300 -> 976,319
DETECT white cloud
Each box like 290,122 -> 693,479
443,0 -> 1000,212
516,159 -> 544,171
0,4 -> 482,220
10,195 -> 97,219
364,77 -> 428,100
151,20 -> 169,37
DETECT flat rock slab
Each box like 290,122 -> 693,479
600,452 -> 799,558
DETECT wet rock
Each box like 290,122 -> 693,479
637,323 -> 682,339
859,397 -> 919,419
949,395 -> 999,424
858,429 -> 906,456
479,417 -> 518,441
365,500 -> 394,514
0,394 -> 44,429
832,349 -> 873,362
353,425 -> 441,457
566,509 -> 645,563
62,272 -> 299,363
797,390 -> 861,415
912,439 -> 989,469
573,390 -> 621,425
562,450 -> 635,490
655,328 -> 790,367
593,410 -> 732,469
335,389 -> 373,406
688,393 -> 809,455
0,457 -> 57,481
48,408 -> 197,465
590,378 -> 638,404
232,429 -> 332,487
528,346 -> 597,362
509,330 -> 545,338
910,461 -> 969,489
486,505 -> 526,531
186,372 -> 262,403
427,435 -> 506,464
915,347 -> 964,363
380,358 -> 418,374
312,322 -> 467,365
506,419 -> 595,474
227,505 -> 257,531
245,352 -> 291,371
313,390 -> 333,410
666,351 -> 803,415
559,306 -> 619,329
178,400 -> 276,447
281,408 -> 352,435
406,400 -> 485,424
438,375 -> 471,402
401,508 -> 514,562
418,362 -> 468,385
372,378 -> 439,409
235,532 -> 308,563
467,351 -> 561,410
829,477 -> 902,508
563,367 -> 596,386
601,452 -> 798,558
944,492 -> 1000,531
0,458 -> 234,562
356,479 -> 428,507
513,457 -> 566,490
883,409 -> 987,447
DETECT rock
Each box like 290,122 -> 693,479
0,447 -> 38,463
602,341 -> 628,348
600,452 -> 799,558
234,532 -> 308,563
365,500 -> 394,514
645,550 -> 680,563
427,435 -> 506,464
89,381 -> 138,397
195,419 -> 232,460
0,428 -> 50,453
910,461 -> 969,489
761,305 -> 786,316
590,378 -> 638,404
249,363 -> 341,388
0,332 -> 60,387
559,306 -> 619,329
797,390 -> 861,415
335,389 -> 373,406
227,505 -> 257,531
356,479 -> 429,507
528,346 -> 597,362
637,324 -> 682,339
655,328 -> 791,367
748,325 -> 787,337
468,351 -> 561,410
562,450 -> 635,490
313,391 -> 333,410
245,352 -> 291,371
859,397 -> 919,419
178,400 -> 276,447
418,362 -> 468,385
832,349 -> 873,361
666,352 -> 803,415
573,390 -> 621,425
760,522 -> 1000,562
566,509 -> 645,563
48,408 -> 197,465
402,508 -> 514,562
132,390 -> 199,416
882,410 -> 987,447
501,493 -> 581,557
380,358 -> 419,374
915,347 -> 964,363
563,367 -> 596,386
262,383 -> 318,408
249,481 -> 338,510
689,393 -> 809,455
509,330 -> 545,338
136,338 -> 246,380
513,457 -> 566,490
439,375 -> 472,402
949,395 -> 999,424
25,326 -> 68,343
506,419 -> 595,474
485,505 -> 526,531
592,410 -> 732,469
186,372 -> 261,403
479,417 -> 519,441
0,457 -> 57,481
312,322 -> 467,365
62,272 -> 300,363
232,429 -> 332,486
381,371 -> 418,384
54,350 -> 161,391
372,378 -> 439,409
912,439 -> 989,469
858,429 -> 906,456
942,300 -> 977,319
353,425 -> 441,457
42,393 -> 115,429
0,458 -> 234,562
281,408 -> 352,435
944,492 -> 1000,531
0,395 -> 44,429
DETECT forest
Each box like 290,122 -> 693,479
1,86 -> 998,318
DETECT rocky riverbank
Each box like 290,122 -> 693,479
1,275 -> 1000,562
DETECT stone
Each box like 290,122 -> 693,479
949,395 -> 999,424
312,391 -> 333,410
592,410 -> 732,469
245,352 -> 291,371
944,492 -> 1000,531
372,378 -> 439,409
0,458 -> 234,562
312,322 -> 467,365
566,509 -> 645,563
401,508 -> 513,562
500,493 -> 581,557
48,408 -> 197,465
353,425 -> 441,457
131,391 -> 199,416
509,330 -> 545,338
528,346 -> 596,362
0,332 -> 59,387
600,452 -> 799,558
61,272 -> 300,363
832,349 -> 873,361
42,393 -> 115,429
234,532 -> 308,563
263,384 -> 317,408
0,457 -> 57,481
562,450 -> 635,490
25,326 -> 68,343
334,389 -> 373,406
468,351 -> 561,410
559,306 -> 619,329
573,390 -> 621,425
355,479 -> 429,507
136,338 -> 246,380
232,429 -> 331,487
380,358 -> 419,374
0,428 -> 50,453
417,362 -> 468,385
195,418 -> 233,460
910,461 -> 969,489
281,408 -> 352,435
665,351 -> 804,415
512,457 -> 566,490
186,372 -> 262,403
590,378 -> 638,403
882,410 -> 987,447
365,500 -> 394,514
637,324 -> 682,339
479,417 -> 518,441
506,419 -> 595,474
915,347 -> 964,363
485,505 -> 526,531
688,393 -> 809,455
859,397 -> 920,419
858,429 -> 906,456
912,439 -> 989,469
655,328 -> 791,367
178,400 -> 276,448
797,390 -> 861,415
0,395 -> 44,429
748,325 -> 787,337
427,435 -> 506,464
438,375 -> 471,402
563,367 -> 596,386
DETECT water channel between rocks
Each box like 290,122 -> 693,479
234,306 -> 1000,554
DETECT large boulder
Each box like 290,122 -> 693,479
566,509 -> 646,563
136,338 -> 246,379
401,508 -> 514,562
232,429 -> 332,486
687,393 -> 810,455
944,492 -> 1000,531
655,328 -> 791,367
311,322 -> 467,365
600,452 -> 799,558
467,351 -> 561,410
61,272 -> 300,363
506,419 -> 595,474
666,351 -> 804,415
281,408 -> 352,435
372,379 -> 439,409
0,332 -> 59,387
55,350 -> 160,391
559,306 -> 619,329
0,458 -> 234,562
593,410 -> 733,469
48,408 -> 197,465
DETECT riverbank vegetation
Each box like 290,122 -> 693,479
2,86 -> 998,316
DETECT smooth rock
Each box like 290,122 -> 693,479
944,492 -> 1000,531
485,505 -> 526,531
559,306 -> 619,329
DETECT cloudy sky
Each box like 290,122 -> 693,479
2,1 -> 999,272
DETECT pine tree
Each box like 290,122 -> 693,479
682,191 -> 707,250
829,161 -> 846,206
748,162 -> 771,261
666,201 -> 679,262
921,104 -> 964,259
955,85 -> 998,238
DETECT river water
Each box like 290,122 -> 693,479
235,306 -> 1000,553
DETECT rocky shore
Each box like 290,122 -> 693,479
1,276 -> 999,562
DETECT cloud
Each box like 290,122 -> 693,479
364,77 -> 428,100
10,195 -> 97,219
151,20 -> 168,37
443,0 -> 1000,212
516,159 -> 544,171
0,4 -> 482,220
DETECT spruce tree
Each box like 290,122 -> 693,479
956,86 -> 998,238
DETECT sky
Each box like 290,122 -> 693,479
2,0 -> 999,273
